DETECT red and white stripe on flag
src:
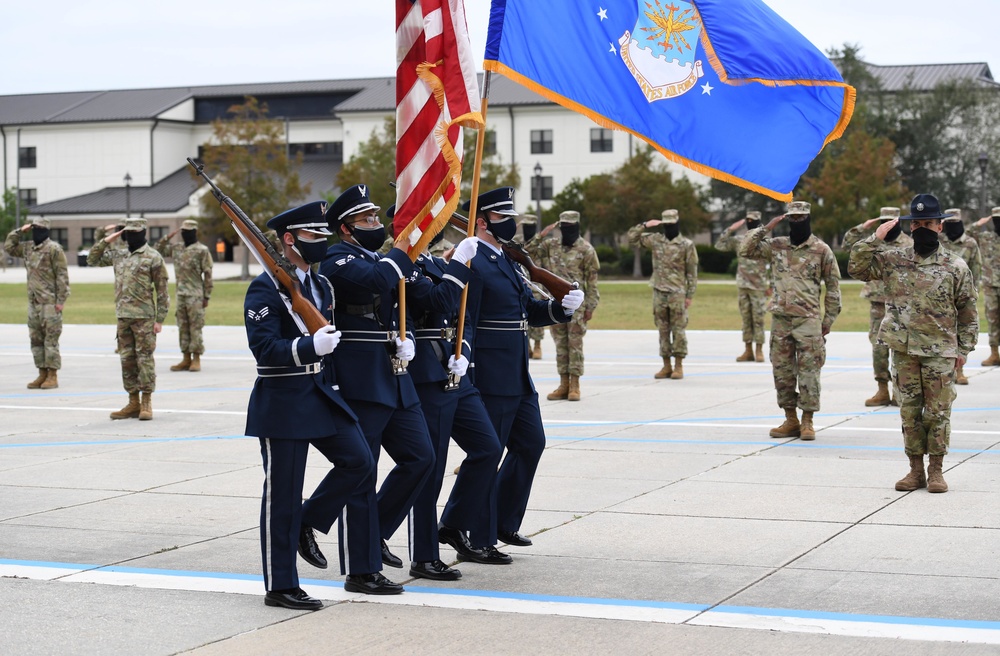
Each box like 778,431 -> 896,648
394,0 -> 483,259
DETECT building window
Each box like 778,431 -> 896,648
530,176 -> 554,201
590,128 -> 613,153
149,226 -> 169,243
289,142 -> 343,162
530,130 -> 553,154
81,228 -> 96,248
483,131 -> 497,157
19,188 -> 37,207
50,228 -> 69,251
19,147 -> 37,168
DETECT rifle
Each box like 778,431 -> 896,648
446,212 -> 578,301
186,157 -> 330,335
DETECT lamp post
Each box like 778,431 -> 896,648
123,172 -> 132,219
533,162 -> 543,218
979,152 -> 989,214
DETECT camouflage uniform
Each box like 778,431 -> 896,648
714,230 -> 769,345
5,226 -> 70,372
627,223 -> 698,360
740,227 -> 841,413
843,222 -> 913,386
154,234 -> 213,356
521,220 -> 546,353
977,217 -> 1000,355
89,234 -> 169,394
939,232 -> 982,288
535,233 -> 600,377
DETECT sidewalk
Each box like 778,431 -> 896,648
1,326 -> 998,655
0,262 -> 261,285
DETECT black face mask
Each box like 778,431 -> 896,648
32,227 -> 49,245
181,230 -> 198,246
788,217 -> 811,246
293,235 -> 328,264
746,219 -> 760,230
125,230 -> 147,253
882,220 -> 902,242
943,221 -> 964,241
662,223 -> 679,240
911,227 -> 940,256
994,217 -> 1000,235
349,225 -> 386,252
521,223 -> 537,242
486,217 -> 517,244
560,223 -> 580,246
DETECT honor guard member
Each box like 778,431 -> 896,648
973,208 -> 1000,366
88,218 -> 169,421
5,217 -> 70,389
244,201 -> 375,611
393,206 -> 508,575
843,207 -> 913,405
939,209 -> 982,385
849,194 -> 978,493
628,209 -> 698,379
154,219 -> 214,372
321,184 -> 433,594
517,214 -> 546,359
463,187 -> 584,547
714,211 -> 770,363
740,201 -> 841,440
534,211 -> 600,401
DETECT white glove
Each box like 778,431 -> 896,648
561,289 -> 585,313
452,237 -> 480,264
312,327 -> 341,356
395,337 -> 415,362
447,354 -> 469,377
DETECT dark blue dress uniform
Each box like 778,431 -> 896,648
320,212 -> 434,574
407,252 -> 503,559
465,240 -> 572,539
244,263 -> 373,593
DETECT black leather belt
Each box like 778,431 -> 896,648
414,327 -> 457,341
340,330 -> 399,343
256,362 -> 322,377
477,319 -> 529,332
343,303 -> 376,316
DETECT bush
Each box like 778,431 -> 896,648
696,244 -> 736,274
834,250 -> 851,279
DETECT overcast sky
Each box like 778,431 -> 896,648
3,1 -> 999,95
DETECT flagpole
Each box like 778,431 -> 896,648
447,71 -> 492,390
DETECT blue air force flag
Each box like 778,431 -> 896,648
484,0 -> 855,201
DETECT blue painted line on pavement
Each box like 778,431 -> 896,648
712,604 -> 1000,631
544,435 -> 986,453
0,435 -> 250,449
0,388 -> 253,400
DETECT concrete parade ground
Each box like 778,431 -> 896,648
1,319 -> 999,655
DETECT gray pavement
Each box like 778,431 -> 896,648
1,322 -> 999,655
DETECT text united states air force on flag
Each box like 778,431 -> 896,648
485,0 -> 855,201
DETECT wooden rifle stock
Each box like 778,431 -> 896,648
186,158 -> 330,335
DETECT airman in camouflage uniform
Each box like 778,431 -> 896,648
88,218 -> 169,421
629,209 -> 698,380
973,207 -> 1000,367
843,207 -> 913,405
939,208 -> 982,385
740,201 -> 841,440
534,211 -> 600,401
519,215 -> 547,359
5,217 -> 70,389
154,220 -> 214,372
714,211 -> 770,363
849,194 -> 978,494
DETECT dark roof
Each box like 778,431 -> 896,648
864,62 -> 997,91
334,73 -> 549,112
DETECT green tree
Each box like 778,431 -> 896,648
461,129 -> 521,201
0,187 -> 16,237
197,96 -> 310,278
336,116 -> 397,213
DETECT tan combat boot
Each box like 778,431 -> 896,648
139,392 -> 153,421
111,393 -> 141,420
188,353 -> 201,372
171,353 -> 192,371
865,381 -> 891,407
894,455 -> 926,491
670,357 -> 684,380
547,375 -> 569,400
769,408 -> 800,438
27,368 -> 48,389
40,369 -> 59,389
567,375 -> 581,402
927,455 -> 948,493
736,343 -> 754,362
800,411 -> 816,441
755,343 -> 764,362
654,357 -> 672,379
531,340 -> 542,360
955,364 -> 968,385
982,345 -> 1000,366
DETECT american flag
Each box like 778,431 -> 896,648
394,0 -> 483,257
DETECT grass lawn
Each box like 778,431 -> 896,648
0,280 -> 988,333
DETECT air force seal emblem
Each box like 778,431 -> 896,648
619,0 -> 704,103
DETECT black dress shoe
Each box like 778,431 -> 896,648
498,530 -> 532,547
344,572 -> 404,595
438,524 -> 479,559
264,588 -> 323,611
458,544 -> 513,565
381,539 -> 403,568
298,525 -> 327,569
409,559 -> 462,581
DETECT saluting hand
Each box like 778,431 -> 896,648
974,216 -> 992,228
19,223 -> 32,233
728,219 -> 745,232
874,218 -> 898,241
644,219 -> 662,229
862,218 -> 881,230
764,215 -> 785,231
